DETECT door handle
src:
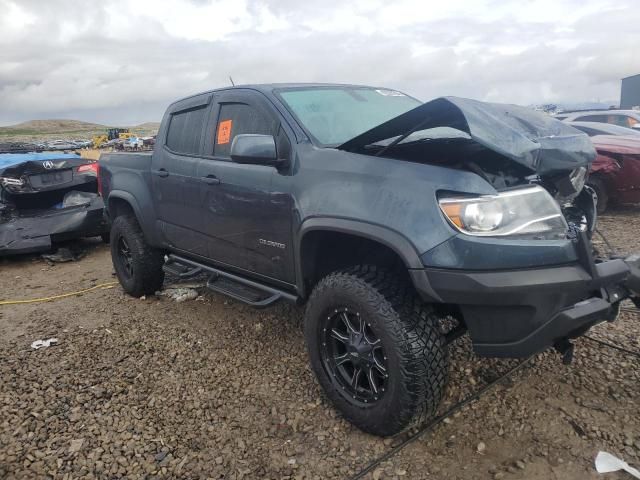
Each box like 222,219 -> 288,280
154,169 -> 169,178
201,175 -> 220,185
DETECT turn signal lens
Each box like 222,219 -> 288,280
440,203 -> 463,228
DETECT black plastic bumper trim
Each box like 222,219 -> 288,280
473,297 -> 612,357
425,258 -> 634,358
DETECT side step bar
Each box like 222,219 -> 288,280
163,259 -> 202,279
163,254 -> 298,308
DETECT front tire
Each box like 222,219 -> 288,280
110,215 -> 164,297
304,265 -> 448,436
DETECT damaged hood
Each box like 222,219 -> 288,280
591,134 -> 640,155
338,96 -> 596,176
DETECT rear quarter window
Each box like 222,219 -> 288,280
166,106 -> 208,155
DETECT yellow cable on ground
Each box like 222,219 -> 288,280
0,282 -> 119,306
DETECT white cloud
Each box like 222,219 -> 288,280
0,0 -> 637,124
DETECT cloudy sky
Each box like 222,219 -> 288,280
0,0 -> 637,125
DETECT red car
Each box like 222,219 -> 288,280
587,135 -> 640,213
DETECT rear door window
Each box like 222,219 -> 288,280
166,106 -> 208,155
213,104 -> 274,158
608,115 -> 630,127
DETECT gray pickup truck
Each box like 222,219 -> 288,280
99,84 -> 640,436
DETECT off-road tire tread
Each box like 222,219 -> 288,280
110,214 -> 164,297
305,265 -> 448,436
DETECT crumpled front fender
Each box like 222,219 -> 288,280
591,153 -> 621,176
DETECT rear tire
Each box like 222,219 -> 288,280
110,215 -> 164,297
304,265 -> 448,437
587,176 -> 609,214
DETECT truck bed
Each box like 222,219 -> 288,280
99,151 -> 153,170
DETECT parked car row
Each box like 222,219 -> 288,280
36,139 -> 93,150
104,136 -> 155,151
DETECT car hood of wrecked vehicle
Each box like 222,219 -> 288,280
590,134 -> 640,155
337,96 -> 596,176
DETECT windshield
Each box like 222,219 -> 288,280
277,87 -> 422,146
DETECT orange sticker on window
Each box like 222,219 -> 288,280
217,119 -> 232,144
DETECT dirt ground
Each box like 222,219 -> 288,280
1,208 -> 639,480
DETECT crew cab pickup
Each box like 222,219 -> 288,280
99,84 -> 640,436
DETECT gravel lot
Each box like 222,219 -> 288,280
1,208 -> 639,479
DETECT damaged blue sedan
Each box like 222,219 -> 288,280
0,150 -> 108,255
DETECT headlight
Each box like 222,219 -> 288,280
569,167 -> 587,193
553,166 -> 588,200
439,185 -> 568,239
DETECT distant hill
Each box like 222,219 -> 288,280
3,119 -> 107,133
0,119 -> 160,142
133,122 -> 161,131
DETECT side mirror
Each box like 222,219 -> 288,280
230,134 -> 281,166
632,123 -> 640,130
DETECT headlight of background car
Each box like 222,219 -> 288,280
439,185 -> 568,239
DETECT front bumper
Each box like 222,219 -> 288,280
0,197 -> 107,256
416,234 -> 640,357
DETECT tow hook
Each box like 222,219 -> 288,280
555,339 -> 575,365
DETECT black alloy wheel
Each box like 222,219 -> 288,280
109,214 -> 165,297
304,265 -> 449,436
116,235 -> 134,279
321,307 -> 388,405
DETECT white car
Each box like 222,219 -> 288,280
566,121 -> 640,137
45,140 -> 77,150
554,110 -> 640,131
